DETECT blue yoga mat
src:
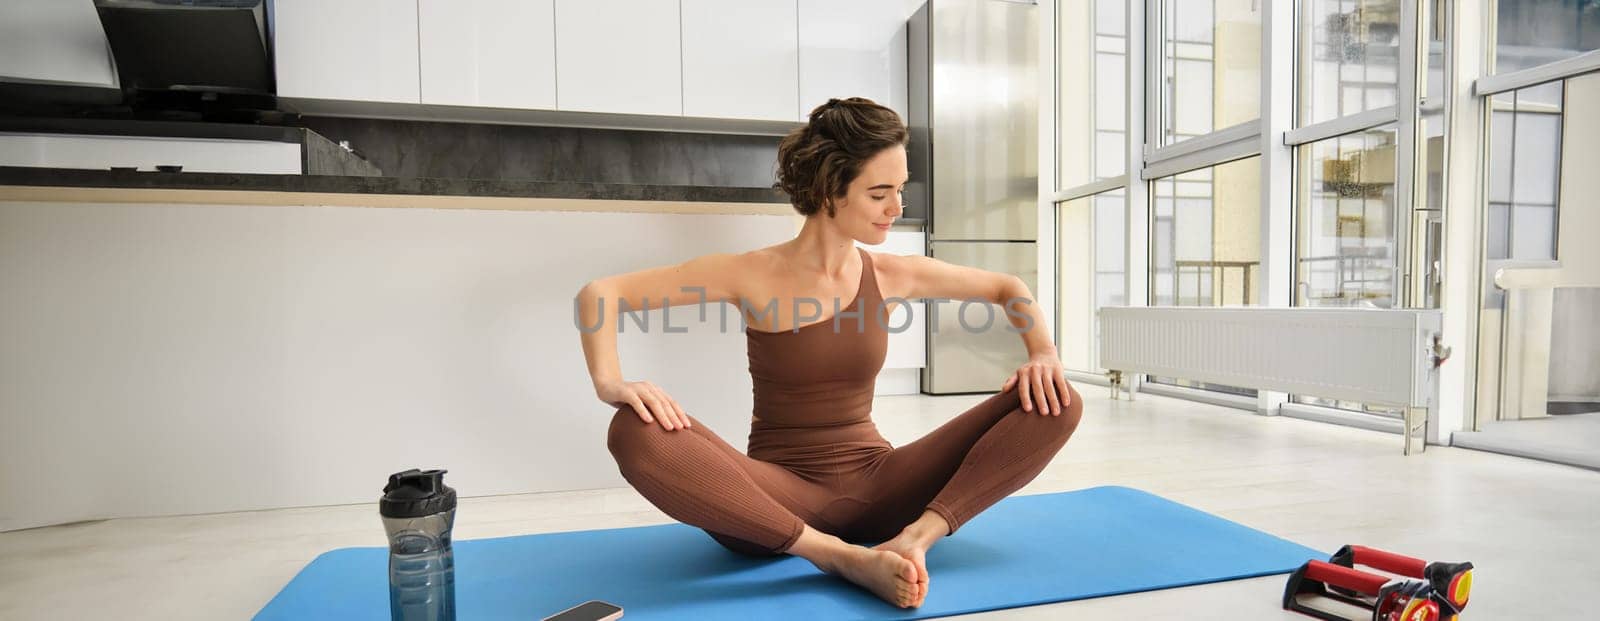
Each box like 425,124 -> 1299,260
256,486 -> 1322,620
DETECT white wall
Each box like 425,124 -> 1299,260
0,201 -> 797,531
1551,73 -> 1600,289
1546,72 -> 1600,400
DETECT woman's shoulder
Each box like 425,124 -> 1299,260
676,247 -> 784,307
672,247 -> 784,277
860,249 -> 912,284
729,247 -> 789,296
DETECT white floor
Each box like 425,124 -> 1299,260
3,388 -> 1598,620
1453,412 -> 1600,471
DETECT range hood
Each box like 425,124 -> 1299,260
93,0 -> 277,118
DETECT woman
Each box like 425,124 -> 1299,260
575,97 -> 1083,609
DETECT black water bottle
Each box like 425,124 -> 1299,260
381,469 -> 457,621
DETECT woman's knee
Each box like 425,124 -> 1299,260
1000,382 -> 1083,428
1057,383 -> 1085,436
1014,383 -> 1083,438
607,405 -> 666,466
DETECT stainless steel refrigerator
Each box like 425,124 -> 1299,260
908,0 -> 1039,395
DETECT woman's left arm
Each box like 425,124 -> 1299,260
992,275 -> 1071,417
879,253 -> 1071,416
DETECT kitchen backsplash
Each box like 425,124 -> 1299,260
300,117 -> 783,188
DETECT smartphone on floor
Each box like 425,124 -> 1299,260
541,600 -> 623,621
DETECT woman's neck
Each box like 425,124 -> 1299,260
785,216 -> 858,276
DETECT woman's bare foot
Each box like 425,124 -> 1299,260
786,522 -> 927,608
871,537 -> 928,607
823,546 -> 921,608
871,509 -> 950,607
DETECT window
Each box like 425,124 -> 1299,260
1149,154 -> 1261,398
1493,0 -> 1600,73
1425,0 -> 1448,102
1295,125 -> 1400,308
1293,125 -> 1406,414
1057,190 -> 1126,373
1473,67 -> 1599,432
1487,81 -> 1565,261
1151,156 -> 1261,307
1057,0 -> 1127,190
1281,0 -> 1414,415
1157,0 -> 1262,145
1299,0 -> 1401,125
1412,0 -> 1450,312
1044,0 -> 1595,439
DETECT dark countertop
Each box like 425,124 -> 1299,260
0,166 -> 793,204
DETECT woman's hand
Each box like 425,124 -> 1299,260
1000,352 -> 1072,416
597,379 -> 692,431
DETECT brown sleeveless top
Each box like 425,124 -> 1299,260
743,247 -> 893,472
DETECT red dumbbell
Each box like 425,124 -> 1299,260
1283,559 -> 1440,621
1329,545 -> 1473,619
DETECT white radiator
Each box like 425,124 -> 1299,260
1098,307 -> 1446,452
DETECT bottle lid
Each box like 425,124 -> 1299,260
379,469 -> 457,518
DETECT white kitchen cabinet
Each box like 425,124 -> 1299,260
798,0 -> 913,121
273,0 -> 420,104
554,0 -> 681,116
681,0 -> 798,122
860,231 -> 927,372
0,0 -> 116,87
418,0 -> 556,110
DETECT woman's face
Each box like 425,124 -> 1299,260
827,146 -> 908,244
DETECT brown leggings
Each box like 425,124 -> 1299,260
605,384 -> 1083,557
